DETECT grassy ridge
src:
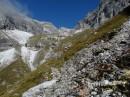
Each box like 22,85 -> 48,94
1,6 -> 130,97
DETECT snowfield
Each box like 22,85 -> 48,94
21,46 -> 39,71
22,80 -> 57,97
5,30 -> 33,45
0,48 -> 17,69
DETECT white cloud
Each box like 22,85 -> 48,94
0,0 -> 30,17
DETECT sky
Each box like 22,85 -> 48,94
18,0 -> 99,28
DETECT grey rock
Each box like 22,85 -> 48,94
91,91 -> 97,95
77,0 -> 130,29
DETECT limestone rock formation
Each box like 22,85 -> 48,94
77,0 -> 130,29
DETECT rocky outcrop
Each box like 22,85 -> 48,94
77,0 -> 130,29
23,19 -> 130,97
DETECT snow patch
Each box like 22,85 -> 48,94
22,80 -> 57,97
21,46 -> 38,71
74,29 -> 84,34
0,48 -> 16,69
5,29 -> 33,45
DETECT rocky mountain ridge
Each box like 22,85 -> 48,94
77,0 -> 130,29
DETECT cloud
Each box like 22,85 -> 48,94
0,0 -> 30,17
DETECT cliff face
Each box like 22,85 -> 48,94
77,0 -> 130,29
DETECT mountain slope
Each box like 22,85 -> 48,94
0,0 -> 130,97
22,6 -> 130,97
1,5 -> 130,97
23,19 -> 130,97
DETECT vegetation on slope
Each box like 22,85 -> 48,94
0,59 -> 30,96
1,6 -> 130,97
27,34 -> 47,46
